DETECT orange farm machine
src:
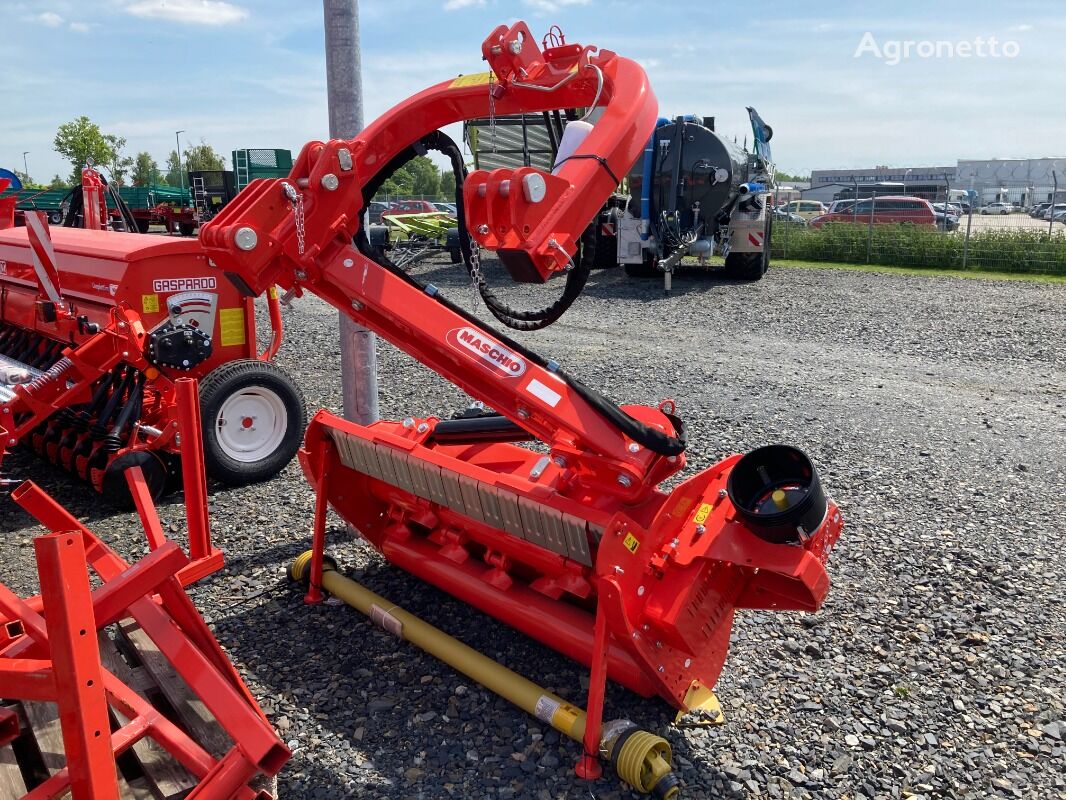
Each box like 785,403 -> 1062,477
0,199 -> 306,499
196,21 -> 845,791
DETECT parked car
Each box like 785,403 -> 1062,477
810,196 -> 937,228
772,207 -> 807,225
1052,208 -> 1066,224
981,202 -> 1012,215
932,202 -> 964,216
783,199 -> 827,220
367,200 -> 390,224
382,199 -> 444,217
826,199 -> 855,215
432,202 -> 457,216
1029,202 -> 1052,218
934,210 -> 960,231
1043,204 -> 1066,221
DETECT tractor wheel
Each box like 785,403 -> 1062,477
198,360 -> 307,486
723,211 -> 771,281
624,251 -> 659,278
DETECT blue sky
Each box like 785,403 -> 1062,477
2,0 -> 1062,183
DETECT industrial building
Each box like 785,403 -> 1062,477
807,157 -> 1066,206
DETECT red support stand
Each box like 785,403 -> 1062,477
34,531 -> 121,800
304,442 -> 332,605
575,591 -> 610,781
174,377 -> 224,584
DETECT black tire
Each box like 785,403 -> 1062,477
580,208 -> 620,270
448,247 -> 461,264
723,211 -> 771,281
135,218 -> 151,234
178,221 -> 196,236
624,251 -> 659,278
198,359 -> 307,486
48,211 -> 62,224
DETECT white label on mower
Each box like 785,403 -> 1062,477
447,326 -> 527,378
526,378 -> 561,408
369,604 -> 403,638
534,694 -> 561,725
153,276 -> 217,293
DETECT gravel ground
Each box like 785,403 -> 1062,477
2,258 -> 1064,800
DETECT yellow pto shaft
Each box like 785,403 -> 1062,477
289,551 -> 680,798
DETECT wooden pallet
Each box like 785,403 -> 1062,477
0,620 -> 275,800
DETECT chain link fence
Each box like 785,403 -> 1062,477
771,175 -> 1065,275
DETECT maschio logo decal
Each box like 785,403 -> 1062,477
153,276 -> 217,293
446,327 -> 527,377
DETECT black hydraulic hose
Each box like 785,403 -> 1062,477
352,140 -> 685,457
358,131 -> 592,332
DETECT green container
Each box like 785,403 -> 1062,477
232,148 -> 294,192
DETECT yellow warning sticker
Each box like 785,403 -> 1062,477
449,71 -> 492,88
622,532 -> 640,554
268,285 -> 279,300
693,503 -> 713,525
141,293 -> 159,314
218,307 -> 246,347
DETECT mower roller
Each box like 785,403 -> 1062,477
201,21 -> 844,782
0,207 -> 306,500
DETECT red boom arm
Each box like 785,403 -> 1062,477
202,22 -> 669,500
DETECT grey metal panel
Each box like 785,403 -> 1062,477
352,437 -> 385,481
421,461 -> 450,506
518,496 -> 549,550
387,447 -> 417,494
561,512 -> 593,566
477,484 -> 505,531
327,429 -> 357,471
458,475 -> 487,523
340,431 -> 373,476
402,451 -> 432,501
540,507 -> 569,558
440,469 -> 466,514
374,443 -> 400,488
496,490 -> 526,539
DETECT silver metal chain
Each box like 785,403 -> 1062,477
488,72 -> 497,153
282,182 -> 307,255
468,242 -> 483,308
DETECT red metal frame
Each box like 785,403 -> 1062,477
200,21 -> 845,781
0,478 -> 289,799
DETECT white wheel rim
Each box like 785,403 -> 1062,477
215,387 -> 287,463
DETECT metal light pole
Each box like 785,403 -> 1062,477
324,0 -> 379,425
175,130 -> 186,203
21,151 -> 29,181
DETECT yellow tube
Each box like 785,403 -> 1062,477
289,552 -> 679,797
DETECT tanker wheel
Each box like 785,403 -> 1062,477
624,251 -> 659,278
178,221 -> 196,236
198,360 -> 307,486
723,211 -> 771,281
136,218 -> 151,233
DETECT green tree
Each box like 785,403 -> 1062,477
184,141 -> 226,172
132,151 -> 163,186
103,134 -> 134,186
164,150 -> 183,186
53,116 -> 115,184
48,174 -> 69,189
775,171 -> 810,183
406,156 -> 441,197
13,170 -> 44,189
